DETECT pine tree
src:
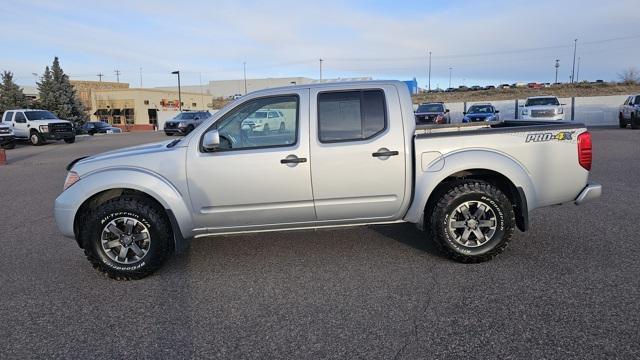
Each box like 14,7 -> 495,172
0,71 -> 29,114
37,57 -> 87,124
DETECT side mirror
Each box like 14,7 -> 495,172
495,110 -> 500,113
463,111 -> 467,115
194,117 -> 200,120
202,129 -> 220,151
445,109 -> 450,113
561,103 -> 566,106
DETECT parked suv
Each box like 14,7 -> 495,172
520,96 -> 565,121
164,111 -> 212,136
415,102 -> 450,124
241,109 -> 288,133
81,121 -> 123,135
2,109 -> 75,145
463,103 -> 500,123
0,122 -> 15,149
619,94 -> 640,129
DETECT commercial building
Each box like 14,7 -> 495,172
70,80 -> 129,114
156,77 -> 373,99
90,88 -> 212,131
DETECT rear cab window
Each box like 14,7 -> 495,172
317,89 -> 387,143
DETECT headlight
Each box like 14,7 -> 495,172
487,116 -> 495,121
39,125 -> 49,132
557,108 -> 564,114
178,122 -> 187,128
522,109 -> 528,115
63,171 -> 80,190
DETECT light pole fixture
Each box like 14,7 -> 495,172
554,59 -> 560,83
448,67 -> 452,89
243,62 -> 247,95
571,39 -> 577,83
428,51 -> 432,91
171,71 -> 182,112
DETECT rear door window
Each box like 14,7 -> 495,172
14,112 -> 26,123
317,90 -> 387,143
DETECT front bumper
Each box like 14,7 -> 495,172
43,131 -> 74,140
0,134 -> 15,145
574,182 -> 602,205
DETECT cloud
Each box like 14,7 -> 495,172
1,0 -> 638,87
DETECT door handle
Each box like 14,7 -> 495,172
280,155 -> 307,166
280,157 -> 307,164
372,149 -> 399,157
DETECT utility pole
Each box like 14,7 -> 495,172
139,67 -> 143,87
571,38 -> 577,84
428,51 -> 432,92
576,57 -> 581,82
319,59 -> 323,81
243,62 -> 247,95
448,67 -> 452,88
554,59 -> 559,83
171,71 -> 182,112
114,69 -> 121,83
31,73 -> 38,85
97,73 -> 104,82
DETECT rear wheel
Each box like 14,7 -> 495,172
30,131 -> 44,146
279,121 -> 286,133
64,136 -> 76,144
79,195 -> 172,280
428,181 -> 515,263
263,123 -> 270,133
632,113 -> 639,130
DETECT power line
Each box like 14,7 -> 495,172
114,69 -> 121,83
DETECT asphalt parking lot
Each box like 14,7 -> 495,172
0,129 -> 638,359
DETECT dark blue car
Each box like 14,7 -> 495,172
463,103 -> 500,123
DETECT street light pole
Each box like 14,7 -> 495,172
171,71 -> 182,112
448,67 -> 452,88
243,62 -> 247,95
576,57 -> 581,82
428,51 -> 432,91
571,38 -> 577,83
554,59 -> 559,83
319,59 -> 323,81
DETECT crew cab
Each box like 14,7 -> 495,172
415,102 -> 450,124
463,103 -> 500,122
520,96 -> 565,121
0,122 -> 15,149
2,109 -> 75,145
619,94 -> 640,129
54,81 -> 601,280
164,111 -> 212,136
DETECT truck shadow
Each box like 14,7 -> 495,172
368,222 -> 448,260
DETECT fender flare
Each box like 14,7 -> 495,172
69,167 -> 194,252
404,149 -> 537,227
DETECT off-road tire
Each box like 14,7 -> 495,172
263,123 -> 270,133
30,131 -> 44,146
631,114 -> 639,130
64,137 -> 76,144
1,141 -> 15,149
79,196 -> 172,280
428,181 -> 515,263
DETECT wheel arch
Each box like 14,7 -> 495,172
66,168 -> 194,253
404,149 -> 536,232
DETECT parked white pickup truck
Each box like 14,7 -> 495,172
2,109 -> 75,145
520,96 -> 565,121
54,81 -> 601,280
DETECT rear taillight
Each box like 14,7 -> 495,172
577,131 -> 592,171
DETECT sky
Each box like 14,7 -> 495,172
1,0 -> 639,89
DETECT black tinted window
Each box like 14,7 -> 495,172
318,90 -> 386,143
14,112 -> 26,123
3,112 -> 13,122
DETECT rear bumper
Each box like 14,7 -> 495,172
574,181 -> 602,205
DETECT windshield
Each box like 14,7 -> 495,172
172,112 -> 207,121
525,97 -> 560,106
248,112 -> 268,118
467,105 -> 493,113
416,104 -> 444,113
24,111 -> 58,120
94,122 -> 110,128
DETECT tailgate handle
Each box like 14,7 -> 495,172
372,150 -> 399,157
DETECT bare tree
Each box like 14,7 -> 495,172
618,67 -> 640,85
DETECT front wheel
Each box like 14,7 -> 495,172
30,131 -> 44,146
79,195 -> 172,280
64,137 -> 76,144
428,181 -> 515,263
619,113 -> 626,128
632,114 -> 639,130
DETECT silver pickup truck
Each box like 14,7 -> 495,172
54,81 -> 601,280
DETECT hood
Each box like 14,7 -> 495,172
74,140 -> 181,170
465,113 -> 493,118
524,105 -> 561,110
31,119 -> 72,124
